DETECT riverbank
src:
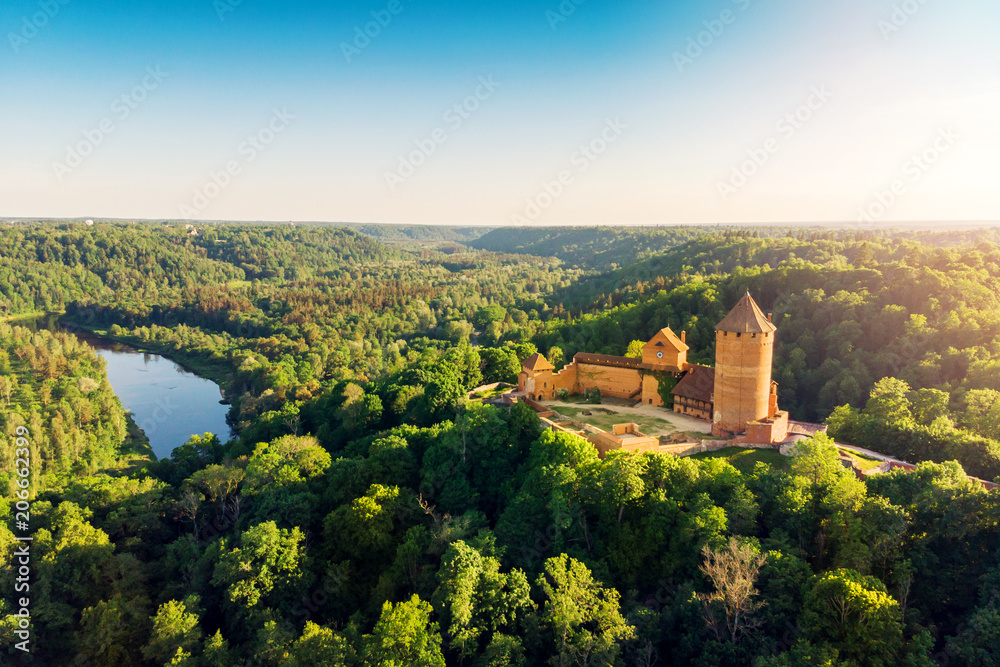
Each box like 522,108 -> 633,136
2,311 -> 64,323
123,411 -> 157,463
25,313 -> 236,458
60,318 -> 235,401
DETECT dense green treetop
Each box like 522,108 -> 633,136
0,223 -> 998,665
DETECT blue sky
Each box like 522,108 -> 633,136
2,0 -> 998,225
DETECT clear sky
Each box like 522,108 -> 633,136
2,0 -> 998,226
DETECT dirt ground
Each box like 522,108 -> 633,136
540,400 -> 713,438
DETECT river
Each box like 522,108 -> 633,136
25,315 -> 233,460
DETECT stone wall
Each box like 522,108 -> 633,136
660,442 -> 708,457
641,374 -> 664,406
519,363 -> 578,401
468,382 -> 516,398
574,363 -> 643,399
658,440 -> 731,457
586,427 -> 660,458
737,411 -> 790,445
521,356 -> 674,406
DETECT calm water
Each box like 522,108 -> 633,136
27,316 -> 232,460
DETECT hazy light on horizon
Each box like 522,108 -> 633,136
1,0 -> 998,226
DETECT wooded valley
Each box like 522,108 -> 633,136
1,222 -> 998,666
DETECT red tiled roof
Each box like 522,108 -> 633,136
522,353 -> 554,372
574,353 -> 643,369
672,365 -> 715,403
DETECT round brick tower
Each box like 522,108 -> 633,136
712,292 -> 777,437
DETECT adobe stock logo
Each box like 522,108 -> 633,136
214,0 -> 243,21
879,0 -> 933,40
341,0 -> 410,63
546,0 -> 587,31
52,67 -> 169,182
384,76 -> 501,192
856,127 -> 959,225
716,85 -> 832,202
673,0 -> 752,73
7,0 -> 71,53
179,108 -> 295,218
512,117 -> 628,225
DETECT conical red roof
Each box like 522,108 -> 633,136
715,292 -> 777,334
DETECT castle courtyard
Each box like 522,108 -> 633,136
537,398 -> 713,440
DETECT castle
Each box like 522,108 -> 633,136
518,293 -> 791,445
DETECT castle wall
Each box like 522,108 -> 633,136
586,429 -> 659,459
641,375 -> 663,406
551,364 -> 577,395
735,410 -> 789,446
660,441 -> 729,457
521,360 -> 652,402
519,362 -> 579,401
523,360 -> 672,406
713,330 -> 774,435
574,363 -> 643,399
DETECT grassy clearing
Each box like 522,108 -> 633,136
123,412 -> 157,462
2,311 -> 50,322
692,447 -> 790,473
554,406 -> 678,436
471,386 -> 512,400
555,394 -> 591,405
838,448 -> 884,471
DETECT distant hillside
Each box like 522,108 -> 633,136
1,219 -> 494,245
469,226 -> 715,268
339,223 -> 494,243
0,222 -> 399,314
536,229 -> 1000,426
470,226 -> 1000,270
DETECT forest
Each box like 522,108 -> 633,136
0,221 -> 998,666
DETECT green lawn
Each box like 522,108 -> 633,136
838,448 -> 884,471
689,446 -> 881,476
554,394 -> 590,405
553,406 -> 678,436
691,447 -> 790,473
2,311 -> 59,322
471,386 -> 512,400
